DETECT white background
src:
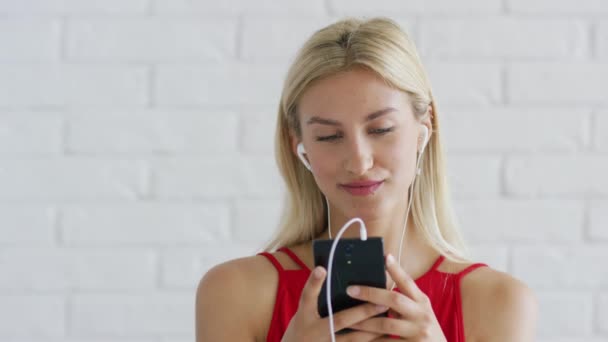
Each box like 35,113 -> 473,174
0,0 -> 607,341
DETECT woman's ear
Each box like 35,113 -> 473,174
289,130 -> 300,157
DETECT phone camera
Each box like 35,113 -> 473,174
345,243 -> 354,258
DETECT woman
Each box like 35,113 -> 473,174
196,17 -> 538,341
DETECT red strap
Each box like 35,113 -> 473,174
257,252 -> 284,272
278,247 -> 310,271
457,263 -> 487,279
430,255 -> 445,271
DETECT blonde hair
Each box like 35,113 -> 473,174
264,17 -> 470,263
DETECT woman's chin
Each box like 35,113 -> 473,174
345,206 -> 384,222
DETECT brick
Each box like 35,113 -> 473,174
443,108 -> 586,152
234,199 -> 282,242
426,63 -> 502,106
71,294 -> 192,336
0,115 -> 62,155
454,200 -> 583,242
242,16 -> 332,61
0,66 -> 147,107
513,246 -> 608,291
329,0 -> 501,15
590,201 -> 608,240
599,293 -> 608,333
508,0 -> 608,13
241,111 -> 277,154
67,18 -> 236,62
0,206 -> 54,245
536,292 -> 592,337
161,243 -> 258,288
67,113 -> 238,155
446,155 -> 501,199
0,19 -> 60,61
0,159 -> 146,201
598,22 -> 608,60
152,0 -> 326,15
152,156 -> 283,199
61,203 -> 229,245
0,295 -> 64,337
420,18 -> 587,59
508,63 -> 608,105
0,248 -> 156,291
0,0 -> 148,13
593,111 -> 608,152
505,156 -> 608,197
155,64 -> 285,106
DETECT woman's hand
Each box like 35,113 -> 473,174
345,254 -> 447,341
281,266 -> 390,342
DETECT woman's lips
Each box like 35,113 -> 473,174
340,180 -> 384,196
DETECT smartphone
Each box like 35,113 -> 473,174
313,237 -> 387,333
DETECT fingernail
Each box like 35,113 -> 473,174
386,254 -> 395,265
347,286 -> 360,297
314,267 -> 324,279
376,305 -> 388,312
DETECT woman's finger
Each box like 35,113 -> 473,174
350,316 -> 418,338
335,329 -> 384,341
328,303 -> 390,332
299,266 -> 326,317
385,254 -> 426,302
346,284 -> 419,318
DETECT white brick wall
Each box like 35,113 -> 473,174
0,1 -> 606,341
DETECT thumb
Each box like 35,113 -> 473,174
299,266 -> 326,316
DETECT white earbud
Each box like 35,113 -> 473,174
419,126 -> 429,154
416,126 -> 429,175
296,142 -> 312,171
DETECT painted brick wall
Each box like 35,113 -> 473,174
0,1 -> 607,341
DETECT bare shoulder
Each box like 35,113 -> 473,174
459,265 -> 539,342
195,254 -> 280,342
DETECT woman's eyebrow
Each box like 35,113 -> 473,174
306,107 -> 397,126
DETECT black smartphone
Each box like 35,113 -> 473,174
313,237 -> 387,334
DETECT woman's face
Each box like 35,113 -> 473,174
293,67 -> 430,222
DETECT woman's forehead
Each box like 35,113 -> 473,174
298,69 -> 412,123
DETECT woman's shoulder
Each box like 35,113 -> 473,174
200,253 -> 279,287
447,260 -> 538,342
195,253 -> 283,341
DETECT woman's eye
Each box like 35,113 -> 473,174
316,134 -> 341,142
370,127 -> 395,135
315,127 -> 394,142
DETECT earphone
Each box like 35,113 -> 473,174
296,142 -> 312,171
419,125 -> 429,153
417,125 -> 429,175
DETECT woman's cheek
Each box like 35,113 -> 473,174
311,164 -> 334,192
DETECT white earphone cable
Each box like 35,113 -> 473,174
326,217 -> 367,342
392,145 -> 425,290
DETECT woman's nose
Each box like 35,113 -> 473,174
343,139 -> 374,175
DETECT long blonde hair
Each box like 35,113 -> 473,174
264,17 -> 470,263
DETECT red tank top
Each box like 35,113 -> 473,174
258,247 -> 487,342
